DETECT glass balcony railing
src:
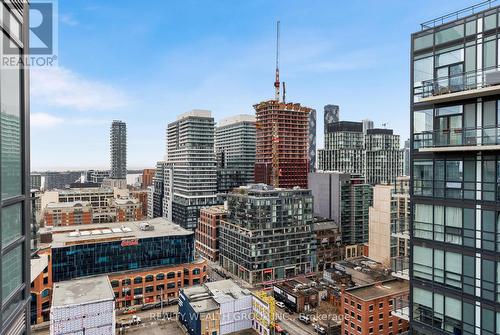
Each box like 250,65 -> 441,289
391,296 -> 410,321
391,218 -> 409,237
391,256 -> 409,280
414,66 -> 500,100
414,127 -> 500,149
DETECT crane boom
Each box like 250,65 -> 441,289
274,21 -> 280,102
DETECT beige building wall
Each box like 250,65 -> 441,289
368,185 -> 392,266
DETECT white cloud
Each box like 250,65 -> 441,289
60,13 -> 78,27
31,67 -> 128,111
31,112 -> 64,128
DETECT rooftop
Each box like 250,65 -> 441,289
201,205 -> 227,215
58,187 -> 114,195
205,279 -> 252,300
232,183 -> 310,195
45,201 -> 91,209
313,217 -> 339,231
113,197 -> 139,205
30,254 -> 48,283
50,217 -> 193,248
345,279 -> 409,301
182,279 -> 251,312
218,114 -> 255,127
177,109 -> 212,120
52,275 -> 114,307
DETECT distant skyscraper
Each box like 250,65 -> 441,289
1,1 -> 30,332
361,119 -> 374,134
215,114 -> 256,193
308,109 -> 317,172
364,128 -> 403,185
165,110 -> 218,229
151,161 -> 165,218
110,120 -> 127,179
403,139 -> 410,176
324,105 -> 340,136
254,100 -> 312,188
318,121 -> 365,175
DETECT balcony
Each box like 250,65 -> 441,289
414,66 -> 500,104
391,219 -> 409,239
391,296 -> 409,321
391,256 -> 409,280
414,127 -> 500,152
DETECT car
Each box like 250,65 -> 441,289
167,298 -> 179,305
313,323 -> 326,334
122,307 -> 138,314
140,303 -> 155,311
299,314 -> 311,324
132,315 -> 142,325
280,330 -> 290,335
276,301 -> 285,308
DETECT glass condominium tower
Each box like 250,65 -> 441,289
411,4 -> 500,335
0,0 -> 30,333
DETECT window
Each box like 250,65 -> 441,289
2,245 -> 22,300
133,276 -> 142,284
111,280 -> 119,288
379,324 -> 384,330
484,39 -> 497,69
379,313 -> 384,320
122,278 -> 131,286
145,275 -> 154,282
369,316 -> 373,322
156,273 -> 165,281
167,272 -> 175,279
167,282 -> 176,289
41,289 -> 50,298
156,284 -> 165,291
435,25 -> 464,45
145,286 -> 154,293
414,34 -> 433,50
1,204 -> 21,246
379,302 -> 383,308
369,305 -> 373,311
0,35 -> 21,200
357,303 -> 361,310
134,288 -> 142,295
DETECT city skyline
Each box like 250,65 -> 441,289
31,0 -> 476,171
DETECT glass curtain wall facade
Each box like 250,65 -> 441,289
411,6 -> 500,335
52,234 -> 195,282
0,1 -> 29,334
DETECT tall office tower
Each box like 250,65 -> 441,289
215,114 -> 256,193
364,128 -> 404,185
254,100 -> 312,188
166,110 -> 218,229
110,120 -> 127,179
411,4 -> 500,335
219,184 -> 314,285
318,121 -> 365,175
403,139 -> 410,176
324,105 -> 340,136
151,161 -> 165,218
0,1 -> 30,333
308,109 -> 317,172
361,118 -> 374,134
308,172 -> 373,245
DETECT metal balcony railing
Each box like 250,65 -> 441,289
420,0 -> 497,30
414,66 -> 500,100
414,126 -> 500,149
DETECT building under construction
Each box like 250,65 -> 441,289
254,100 -> 312,188
254,21 -> 313,189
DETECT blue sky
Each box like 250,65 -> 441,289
31,0 -> 475,170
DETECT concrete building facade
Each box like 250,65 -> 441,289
215,114 -> 256,193
309,171 -> 373,245
166,110 -> 218,230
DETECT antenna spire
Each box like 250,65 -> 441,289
274,21 -> 280,102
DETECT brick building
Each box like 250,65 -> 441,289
43,201 -> 93,227
131,189 -> 149,217
341,279 -> 409,335
30,253 -> 52,324
113,197 -> 143,222
313,218 -> 343,272
142,168 -> 155,189
109,259 -> 207,308
195,205 -> 227,262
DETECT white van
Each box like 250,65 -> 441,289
299,314 -> 311,324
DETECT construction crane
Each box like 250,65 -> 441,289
271,21 -> 281,187
274,21 -> 280,102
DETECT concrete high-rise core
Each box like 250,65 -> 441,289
110,120 -> 127,179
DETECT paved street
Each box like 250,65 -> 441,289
275,307 -> 316,335
118,319 -> 184,334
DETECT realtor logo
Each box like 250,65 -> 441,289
2,0 -> 58,67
